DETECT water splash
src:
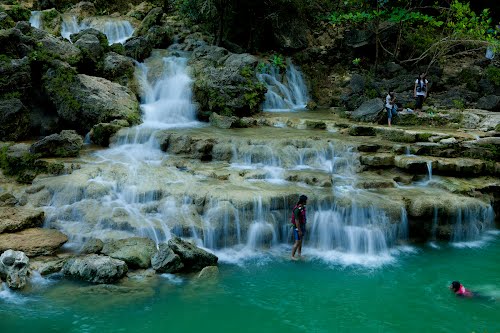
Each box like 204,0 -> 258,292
451,205 -> 495,244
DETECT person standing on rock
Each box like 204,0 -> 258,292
414,73 -> 429,114
385,91 -> 398,127
291,195 -> 307,260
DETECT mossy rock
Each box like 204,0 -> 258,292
0,12 -> 15,29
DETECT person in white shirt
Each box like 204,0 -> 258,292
385,91 -> 397,126
414,73 -> 429,113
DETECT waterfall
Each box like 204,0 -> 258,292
426,161 -> 433,181
451,205 -> 495,244
101,21 -> 134,44
42,52 -> 201,246
136,55 -> 199,129
257,60 -> 309,112
29,11 -> 42,29
61,16 -> 86,40
61,15 -> 134,44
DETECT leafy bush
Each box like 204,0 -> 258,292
485,66 -> 500,86
6,2 -> 30,22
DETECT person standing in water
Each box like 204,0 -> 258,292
291,195 -> 307,260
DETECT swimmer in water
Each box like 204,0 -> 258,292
450,281 -> 474,297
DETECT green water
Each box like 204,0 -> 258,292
1,238 -> 499,333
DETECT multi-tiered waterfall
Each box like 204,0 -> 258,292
24,48 -> 495,266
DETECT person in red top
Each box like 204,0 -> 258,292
291,195 -> 307,261
450,281 -> 474,297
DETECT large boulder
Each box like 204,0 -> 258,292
351,98 -> 385,122
124,25 -> 173,61
0,228 -> 68,256
0,12 -> 15,30
167,236 -> 218,272
39,9 -> 62,36
30,130 -> 83,157
133,7 -> 163,37
0,57 -> 31,96
0,208 -> 45,234
36,33 -> 82,66
100,52 -> 135,84
67,2 -> 97,20
101,237 -> 156,269
151,243 -> 184,273
62,254 -> 128,284
0,250 -> 29,289
190,45 -> 266,118
74,32 -> 105,65
0,98 -> 31,141
477,95 -> 500,111
43,62 -> 140,133
89,119 -> 129,147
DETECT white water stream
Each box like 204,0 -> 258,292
257,60 -> 309,111
61,15 -> 134,44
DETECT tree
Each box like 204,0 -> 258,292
329,0 -> 499,72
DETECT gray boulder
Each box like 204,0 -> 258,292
124,25 -> 173,61
90,120 -> 129,147
62,254 -> 128,284
477,95 -> 500,111
43,62 -> 140,133
133,7 -> 163,37
349,74 -> 365,94
37,34 -> 82,66
209,112 -> 238,129
0,12 -> 15,30
151,243 -> 184,273
101,52 -> 135,83
30,130 -> 83,157
0,207 -> 44,233
190,46 -> 266,118
0,57 -> 31,96
0,228 -> 68,256
0,250 -> 29,289
74,33 -> 105,64
351,98 -> 385,122
101,237 -> 156,269
0,99 -> 30,141
167,236 -> 218,272
79,238 -> 103,254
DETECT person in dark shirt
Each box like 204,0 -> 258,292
291,195 -> 307,260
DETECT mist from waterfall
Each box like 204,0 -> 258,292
257,60 -> 309,112
61,15 -> 134,44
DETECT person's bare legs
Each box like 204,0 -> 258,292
291,239 -> 302,260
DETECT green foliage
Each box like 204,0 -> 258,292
41,9 -> 59,22
485,66 -> 500,86
0,54 -> 11,64
0,146 -> 45,184
271,54 -> 286,70
5,1 -> 30,22
256,62 -> 270,74
352,58 -> 361,66
240,65 -> 254,79
452,99 -> 465,110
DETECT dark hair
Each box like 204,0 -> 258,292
298,195 -> 308,204
451,281 -> 461,292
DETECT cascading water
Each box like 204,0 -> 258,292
42,51 -> 202,247
257,60 -> 309,111
61,15 -> 134,44
451,205 -> 495,245
29,11 -> 42,29
136,55 -> 199,128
